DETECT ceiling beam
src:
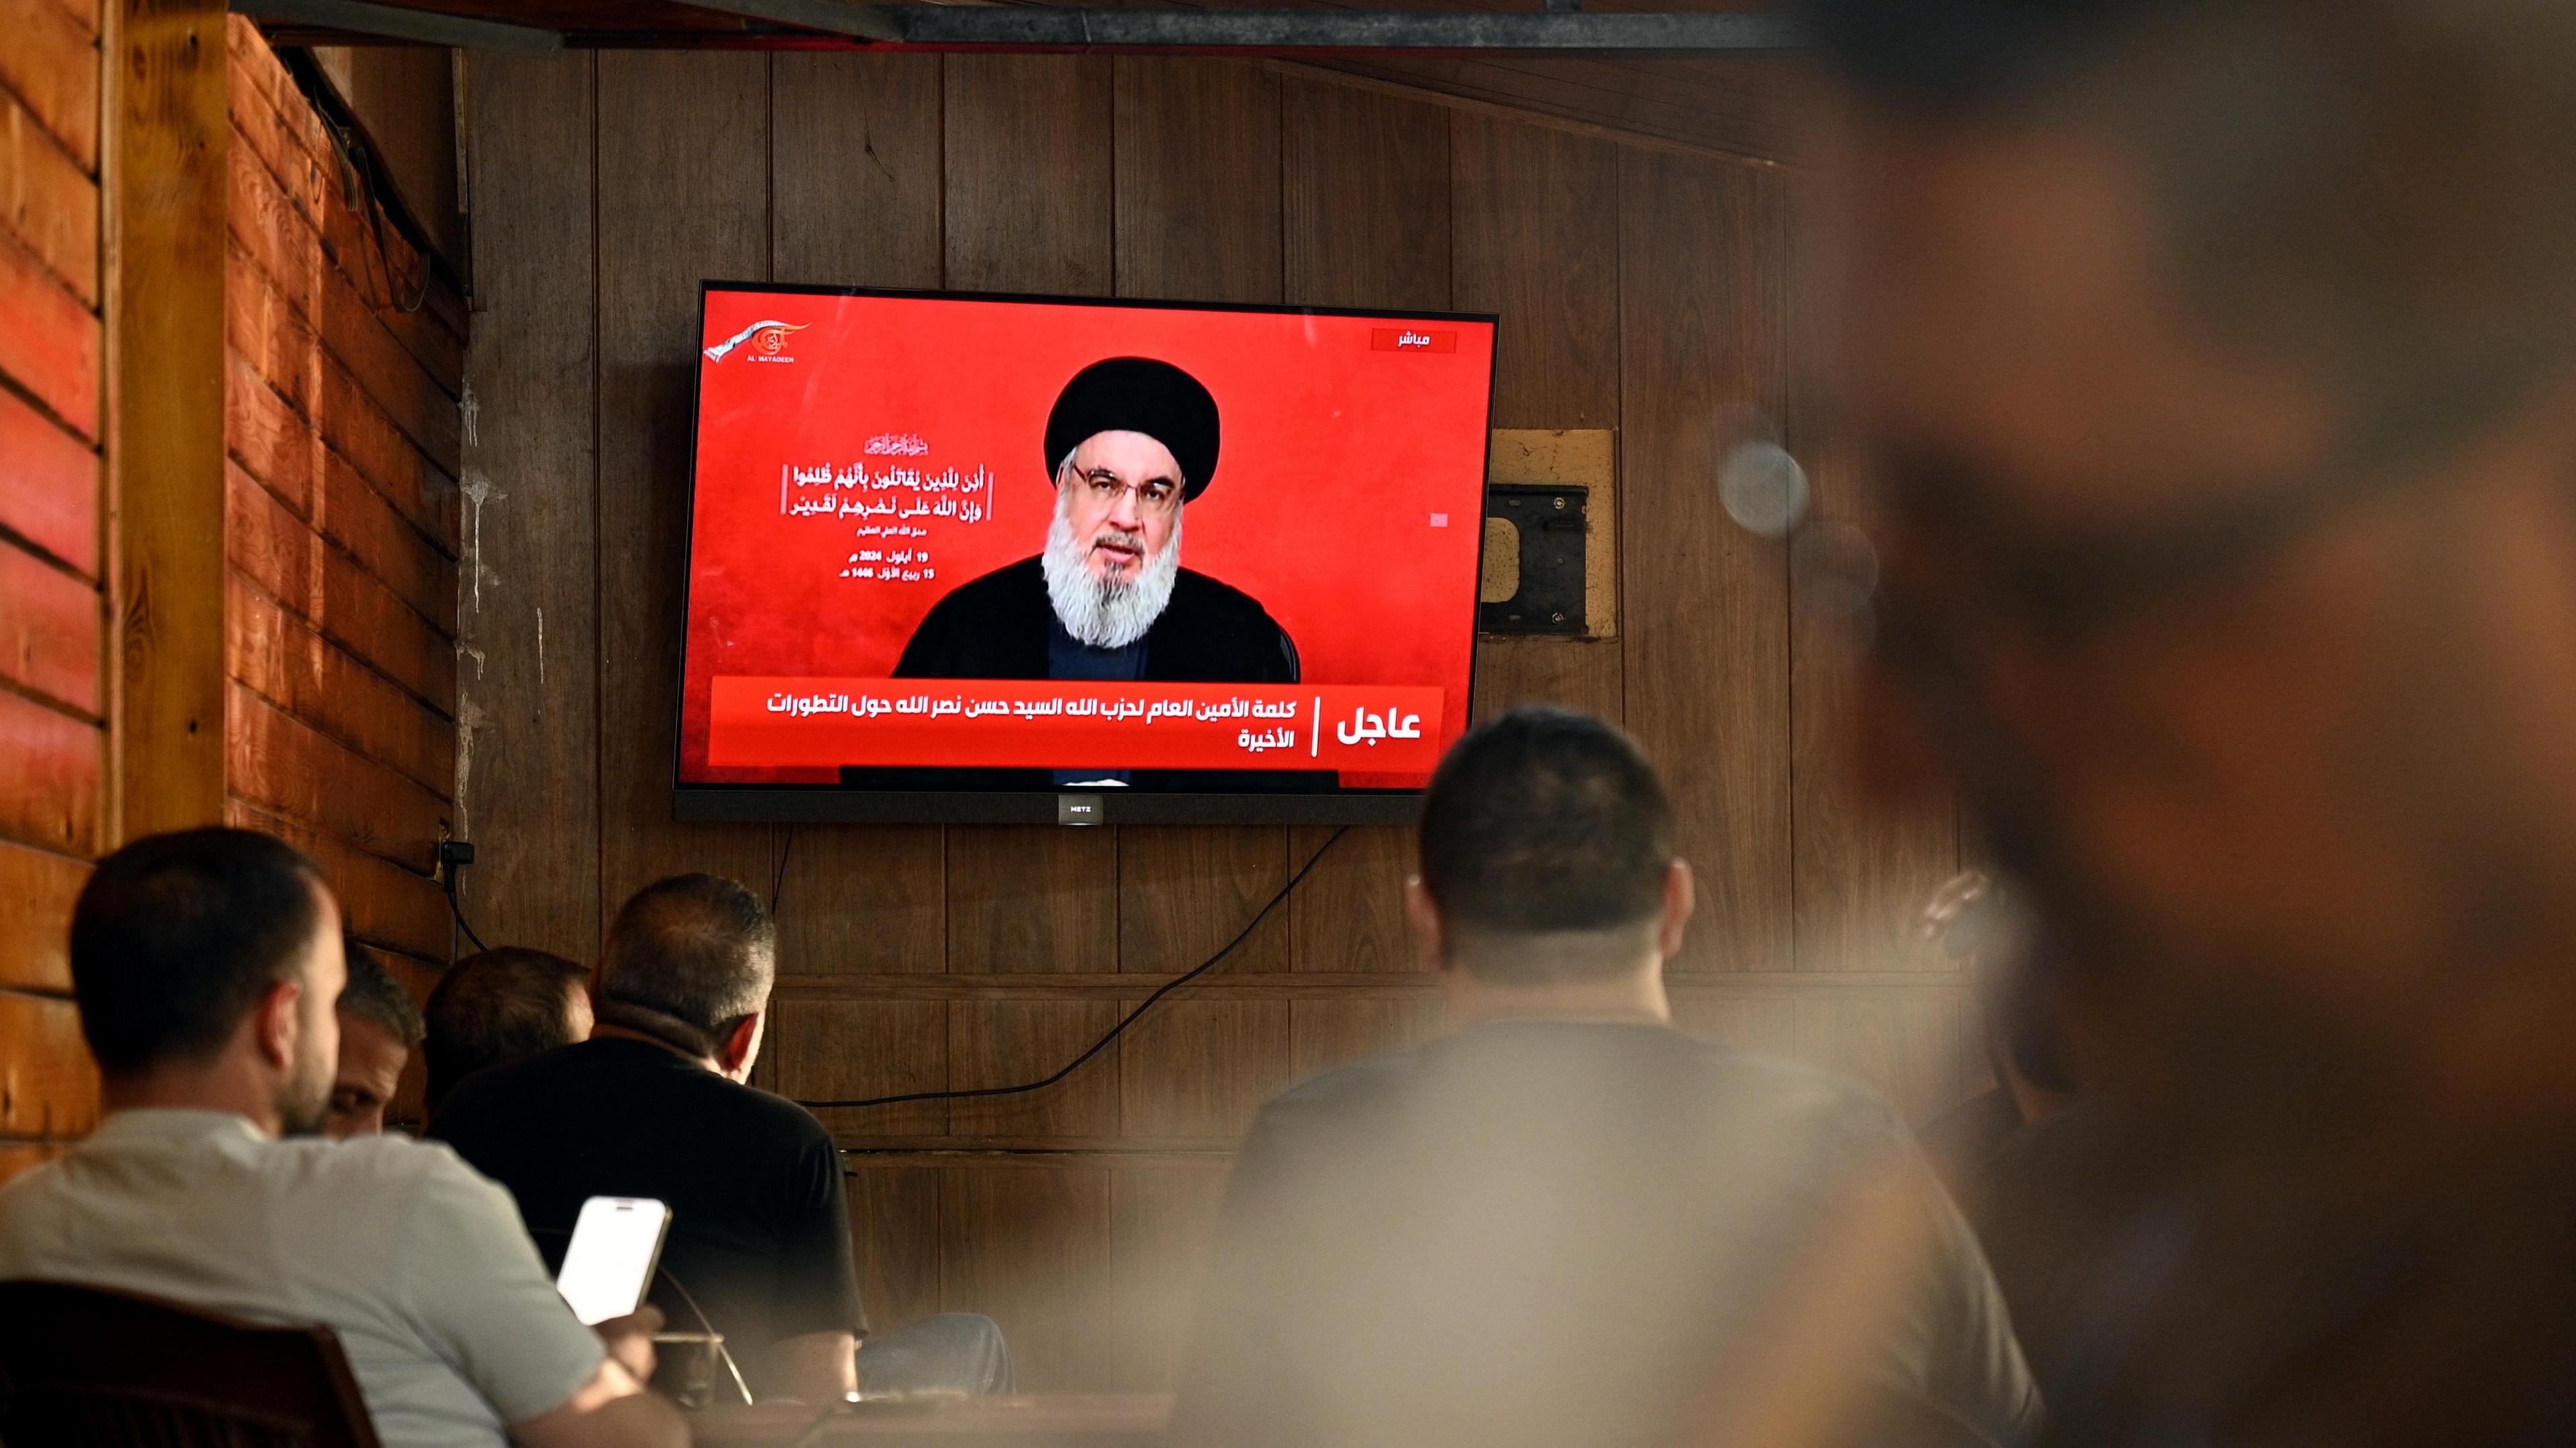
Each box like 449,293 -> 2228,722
229,0 -> 564,56
684,4 -> 1806,56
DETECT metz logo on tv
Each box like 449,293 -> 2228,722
704,319 -> 810,364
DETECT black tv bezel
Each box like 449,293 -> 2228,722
672,280 -> 1501,827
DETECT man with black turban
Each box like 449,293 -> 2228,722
882,356 -> 1307,791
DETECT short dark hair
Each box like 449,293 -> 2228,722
1418,708 -> 1676,981
423,946 -> 590,1109
69,828 -> 329,1076
339,935 -> 425,1048
598,875 -> 775,1047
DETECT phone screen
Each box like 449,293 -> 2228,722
556,1196 -> 673,1326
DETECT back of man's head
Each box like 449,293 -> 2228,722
597,875 -> 775,1056
339,936 -> 425,1049
423,946 -> 590,1110
1418,708 -> 1676,984
70,828 -> 327,1076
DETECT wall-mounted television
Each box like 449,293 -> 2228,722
674,283 -> 1499,825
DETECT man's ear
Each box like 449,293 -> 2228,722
720,1010 -> 765,1082
252,977 -> 305,1073
1405,877 -> 1450,974
1657,859 -> 1697,962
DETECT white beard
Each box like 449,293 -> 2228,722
1042,500 -> 1181,650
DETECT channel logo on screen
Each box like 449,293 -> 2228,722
1371,327 -> 1458,354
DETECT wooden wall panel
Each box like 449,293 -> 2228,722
1782,182 -> 1956,973
940,1164 -> 1115,1390
0,539 -> 99,714
221,26 -> 462,972
0,385 -> 97,573
773,825 -> 946,976
456,52 -> 600,960
0,0 -> 100,172
849,1162 -> 944,1333
1453,112 -> 1624,724
1282,78 -> 1448,314
948,997 -> 1120,1138
229,798 -> 450,964
1,84 -> 98,305
0,991 -> 97,1137
1619,149 -> 1792,974
594,51 -> 773,918
773,999 -> 947,1139
115,0 -> 229,842
0,687 -> 98,856
767,52 -> 949,989
943,55 -> 1112,296
1280,80 -> 1451,982
1,0 -> 103,1174
227,462 -> 454,715
0,840 -> 83,992
229,575 -> 451,796
770,53 -> 943,290
1118,998 -> 1292,1141
1112,59 -> 1281,304
946,827 -> 1118,976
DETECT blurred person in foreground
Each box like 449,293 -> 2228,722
1807,0 -> 2576,1439
326,935 -> 427,1137
429,874 -> 1009,1405
0,828 -> 681,1448
1170,708 -> 2040,1448
422,946 -> 594,1118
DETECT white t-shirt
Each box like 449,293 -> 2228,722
0,1109 -> 607,1448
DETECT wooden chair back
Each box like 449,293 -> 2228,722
0,1279 -> 382,1448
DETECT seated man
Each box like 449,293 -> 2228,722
423,946 -> 594,1117
0,828 -> 683,1448
1170,709 -> 2041,1448
431,875 -> 1006,1404
325,936 -> 426,1138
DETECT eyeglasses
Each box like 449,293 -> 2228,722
1065,467 -> 1182,516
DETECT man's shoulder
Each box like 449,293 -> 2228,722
1255,1046 -> 1430,1130
1171,567 -> 1285,630
441,1040 -> 828,1142
272,1132 -> 512,1210
922,556 -> 1045,620
1255,1027 -> 1905,1150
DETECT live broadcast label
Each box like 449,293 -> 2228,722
709,677 -> 1446,772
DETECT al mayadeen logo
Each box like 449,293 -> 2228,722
704,320 -> 810,364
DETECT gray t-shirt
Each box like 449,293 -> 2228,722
0,1109 -> 606,1447
1171,1020 -> 2042,1448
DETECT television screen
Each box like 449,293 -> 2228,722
675,284 -> 1499,824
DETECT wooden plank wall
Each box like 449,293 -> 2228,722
459,52 -> 1975,1390
0,0 -> 105,1188
223,18 -> 464,1114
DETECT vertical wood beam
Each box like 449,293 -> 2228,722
111,0 -> 231,841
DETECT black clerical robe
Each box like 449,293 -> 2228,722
847,556 -> 1322,793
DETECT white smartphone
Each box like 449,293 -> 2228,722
556,1196 -> 673,1326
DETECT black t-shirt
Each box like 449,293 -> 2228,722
426,1037 -> 866,1398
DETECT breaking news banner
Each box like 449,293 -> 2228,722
710,679 -> 1446,773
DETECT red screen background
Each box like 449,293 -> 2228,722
680,290 -> 1497,785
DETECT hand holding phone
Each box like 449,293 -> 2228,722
557,1196 -> 673,1327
